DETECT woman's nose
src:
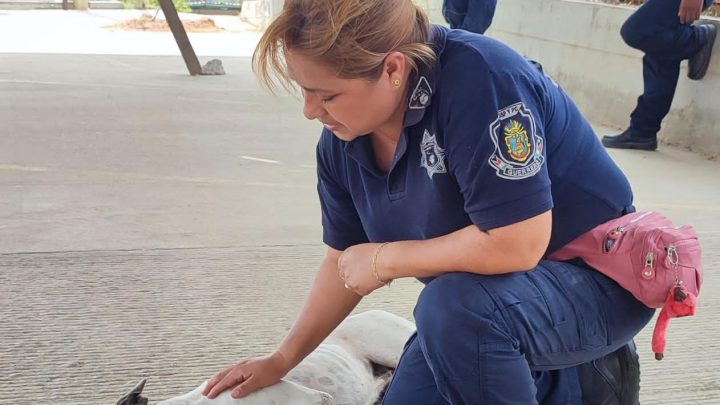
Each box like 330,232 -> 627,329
303,92 -> 324,120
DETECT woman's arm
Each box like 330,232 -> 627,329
275,247 -> 362,368
338,210 -> 552,296
381,210 -> 552,279
204,247 -> 362,399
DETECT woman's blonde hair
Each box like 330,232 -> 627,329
253,0 -> 437,92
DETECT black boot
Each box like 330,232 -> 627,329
602,128 -> 657,151
688,23 -> 717,81
578,341 -> 641,405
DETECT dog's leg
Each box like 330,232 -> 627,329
331,310 -> 415,369
368,370 -> 394,405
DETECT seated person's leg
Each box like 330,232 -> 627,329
395,262 -> 654,404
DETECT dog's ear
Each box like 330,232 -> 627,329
116,379 -> 149,405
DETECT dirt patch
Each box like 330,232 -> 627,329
107,14 -> 224,33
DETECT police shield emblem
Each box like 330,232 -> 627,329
488,102 -> 544,180
420,130 -> 446,179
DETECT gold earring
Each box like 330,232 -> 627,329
393,79 -> 401,87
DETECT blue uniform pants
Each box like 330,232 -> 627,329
382,261 -> 655,404
621,0 -> 713,135
443,0 -> 497,34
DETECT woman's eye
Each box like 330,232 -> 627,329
320,95 -> 336,103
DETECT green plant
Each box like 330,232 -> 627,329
148,0 -> 192,13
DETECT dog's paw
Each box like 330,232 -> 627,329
318,391 -> 333,405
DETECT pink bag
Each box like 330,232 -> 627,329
549,211 -> 703,360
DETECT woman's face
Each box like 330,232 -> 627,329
286,52 -> 407,141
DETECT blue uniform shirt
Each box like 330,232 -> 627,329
317,26 -> 633,256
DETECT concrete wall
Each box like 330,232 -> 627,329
481,0 -> 719,159
415,0 -> 445,25
260,0 -> 718,158
240,0 -> 284,30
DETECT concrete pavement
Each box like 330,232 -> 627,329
1,10 -> 719,405
0,9 -> 262,56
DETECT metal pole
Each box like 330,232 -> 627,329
157,0 -> 203,76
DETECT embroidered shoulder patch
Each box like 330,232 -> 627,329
488,102 -> 544,180
420,129 -> 446,179
409,76 -> 432,110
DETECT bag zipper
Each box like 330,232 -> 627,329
664,237 -> 699,285
603,211 -> 657,253
642,251 -> 654,278
639,228 -> 666,280
642,233 -> 696,281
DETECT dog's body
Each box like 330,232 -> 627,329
146,310 -> 415,405
154,379 -> 331,405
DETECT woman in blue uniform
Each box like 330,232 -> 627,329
203,0 -> 655,403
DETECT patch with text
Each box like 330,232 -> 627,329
488,102 -> 544,180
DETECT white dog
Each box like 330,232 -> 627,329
118,310 -> 415,405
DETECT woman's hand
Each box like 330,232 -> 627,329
338,243 -> 389,296
678,0 -> 703,24
202,352 -> 290,399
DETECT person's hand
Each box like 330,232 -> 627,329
202,352 -> 290,399
338,243 -> 389,296
679,0 -> 703,24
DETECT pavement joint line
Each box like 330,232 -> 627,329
0,77 -> 217,90
0,164 -> 48,172
0,243 -> 326,256
175,96 -> 258,106
240,155 -> 282,164
0,166 -> 313,186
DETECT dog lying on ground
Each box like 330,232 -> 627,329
117,310 -> 415,405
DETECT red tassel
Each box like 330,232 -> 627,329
651,285 -> 697,360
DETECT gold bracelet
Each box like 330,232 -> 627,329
372,242 -> 392,286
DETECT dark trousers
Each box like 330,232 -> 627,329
382,261 -> 655,404
443,0 -> 497,34
621,0 -> 713,135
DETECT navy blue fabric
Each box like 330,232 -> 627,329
621,0 -> 713,134
317,27 -> 633,255
443,0 -> 497,34
381,333 -> 585,405
382,263 -> 655,404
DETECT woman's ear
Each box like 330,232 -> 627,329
383,52 -> 407,87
